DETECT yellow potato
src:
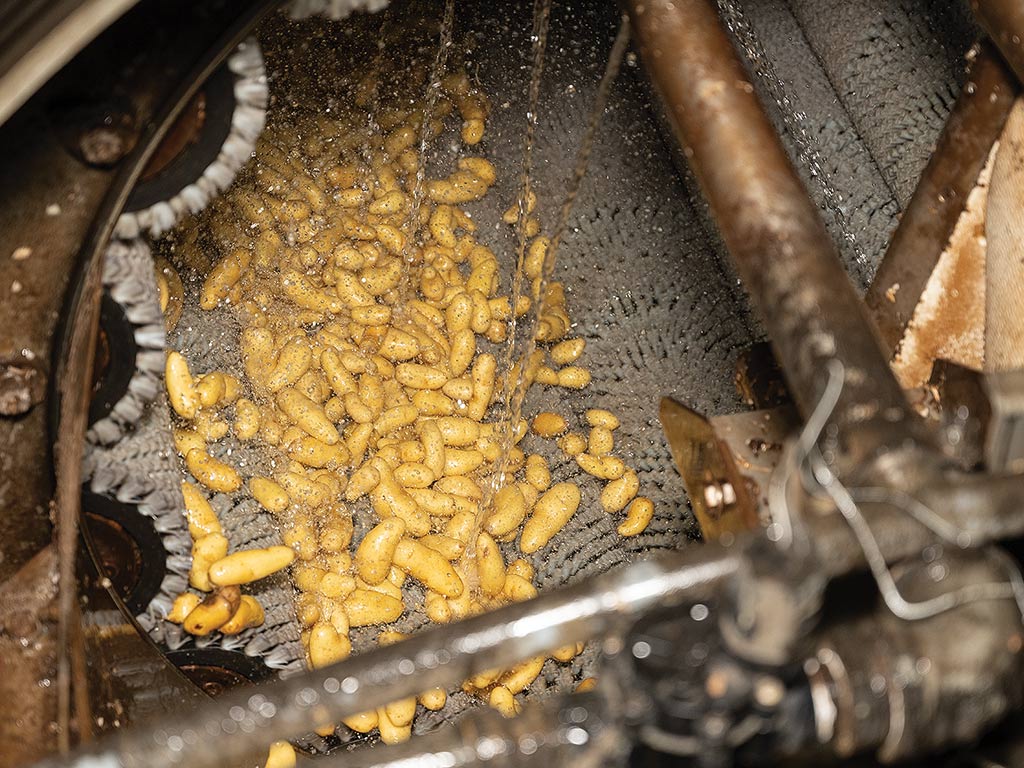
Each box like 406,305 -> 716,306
370,462 -> 430,536
345,462 -> 381,501
221,595 -> 266,634
355,518 -> 406,585
585,408 -> 619,430
167,592 -> 201,623
378,328 -> 421,361
266,338 -> 313,393
443,448 -> 484,476
556,366 -> 591,389
208,545 -> 296,586
393,538 -> 464,597
195,372 -> 226,408
467,353 -> 496,421
502,573 -> 538,602
384,695 -> 417,728
396,363 -> 448,390
276,470 -> 329,508
343,391 -> 374,424
552,643 -> 579,663
377,707 -> 412,745
411,389 -> 455,416
433,416 -> 480,446
250,477 -> 290,514
475,532 -> 506,596
506,558 -> 535,582
488,685 -> 521,718
588,426 -> 615,456
264,742 -> 296,768
576,453 -> 626,481
419,688 -> 447,711
183,585 -> 240,636
524,454 -> 551,492
424,591 -> 452,623
418,533 -> 465,560
429,204 -> 456,248
319,515 -> 354,552
406,488 -> 458,518
186,449 -> 241,493
277,388 -> 340,445
618,496 -> 655,536
601,470 -> 640,513
346,422 -> 375,465
165,351 -> 199,419
189,533 -> 229,592
342,710 -> 379,734
442,377 -> 474,401
318,572 -> 357,600
418,420 -> 447,479
551,337 -> 586,366
181,482 -> 221,538
374,403 -> 420,435
531,412 -> 567,438
485,484 -> 527,538
287,435 -> 348,468
344,588 -> 404,626
173,426 -> 205,458
558,432 -> 587,456
321,348 -> 358,397
200,254 -> 243,310
309,621 -> 352,668
436,475 -> 483,499
234,398 -> 261,440
394,462 -> 435,488
501,656 -> 545,695
521,483 -> 581,554
241,327 -> 275,386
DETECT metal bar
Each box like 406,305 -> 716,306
35,547 -> 737,768
865,43 -> 1017,357
627,0 -> 927,471
324,691 -> 619,768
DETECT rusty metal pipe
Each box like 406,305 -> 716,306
866,43 -> 1018,356
627,0 -> 926,470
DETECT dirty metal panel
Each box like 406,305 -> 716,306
659,398 -> 794,538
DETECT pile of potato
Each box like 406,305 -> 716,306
159,65 -> 653,756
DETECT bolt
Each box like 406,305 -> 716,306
704,483 -> 724,509
703,480 -> 736,510
0,356 -> 46,416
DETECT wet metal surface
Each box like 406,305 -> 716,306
866,44 -> 1017,357
658,398 -> 763,538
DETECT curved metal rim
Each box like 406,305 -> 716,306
51,0 -> 282,714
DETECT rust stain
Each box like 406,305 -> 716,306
892,144 -> 994,388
